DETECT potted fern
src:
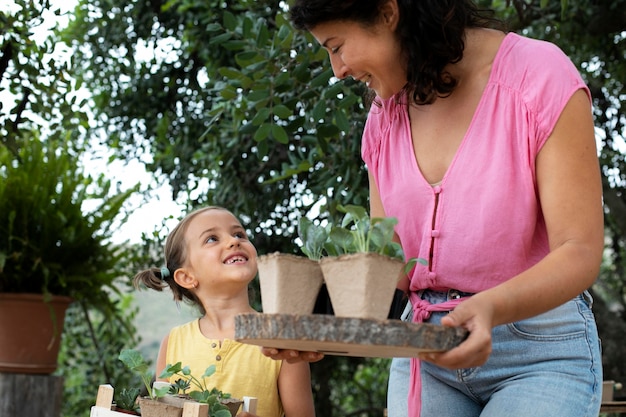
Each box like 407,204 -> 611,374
0,133 -> 138,374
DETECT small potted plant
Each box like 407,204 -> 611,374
0,133 -> 138,374
113,388 -> 141,415
118,349 -> 241,417
319,205 -> 424,320
255,216 -> 326,315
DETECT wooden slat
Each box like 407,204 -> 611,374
600,402 -> 626,413
0,373 -> 63,417
95,384 -> 114,409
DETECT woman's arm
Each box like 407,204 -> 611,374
423,88 -> 604,369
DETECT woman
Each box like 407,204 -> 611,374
268,1 -> 604,416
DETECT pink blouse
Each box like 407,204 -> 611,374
361,32 -> 590,296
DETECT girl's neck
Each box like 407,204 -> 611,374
197,301 -> 256,340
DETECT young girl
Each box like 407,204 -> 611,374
134,206 -> 316,417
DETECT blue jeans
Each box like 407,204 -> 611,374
387,302 -> 413,417
419,290 -> 603,417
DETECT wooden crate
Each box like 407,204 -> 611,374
90,384 -> 208,417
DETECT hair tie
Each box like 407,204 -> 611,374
160,267 -> 170,280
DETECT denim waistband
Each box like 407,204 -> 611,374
416,288 -> 475,303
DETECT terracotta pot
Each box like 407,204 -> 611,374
0,293 -> 72,374
320,253 -> 403,320
257,252 -> 324,315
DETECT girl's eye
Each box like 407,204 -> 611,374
330,46 -> 340,54
235,232 -> 247,240
204,235 -> 218,243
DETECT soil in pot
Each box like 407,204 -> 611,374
112,405 -> 141,415
257,252 -> 323,315
320,252 -> 403,320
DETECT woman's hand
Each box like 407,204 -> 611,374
260,347 -> 324,363
418,294 -> 494,369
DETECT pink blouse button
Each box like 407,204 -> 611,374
431,230 -> 440,238
426,272 -> 437,287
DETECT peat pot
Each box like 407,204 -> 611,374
320,253 -> 403,320
257,252 -> 324,315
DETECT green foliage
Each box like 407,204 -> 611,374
58,295 -> 141,417
119,349 -> 233,417
298,217 -> 329,260
0,133 -> 139,309
119,348 -> 165,400
160,362 -> 232,417
1,0 -> 90,153
298,205 -> 427,275
116,387 -> 141,413
65,0 -> 370,256
325,205 -> 404,260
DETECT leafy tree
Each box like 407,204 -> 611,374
60,0 -> 626,414
1,2 -> 146,416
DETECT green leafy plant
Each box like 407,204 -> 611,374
115,387 -> 140,413
118,349 -> 170,400
0,133 -> 139,308
325,205 -> 404,259
160,362 -> 233,417
300,205 -> 428,273
297,217 -> 329,260
119,348 -> 234,417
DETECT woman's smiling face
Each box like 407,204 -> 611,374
310,13 -> 406,100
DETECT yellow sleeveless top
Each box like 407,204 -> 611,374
165,319 -> 284,417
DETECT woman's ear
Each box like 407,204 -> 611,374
173,268 -> 197,290
381,0 -> 400,30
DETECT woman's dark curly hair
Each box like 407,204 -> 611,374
290,0 -> 504,105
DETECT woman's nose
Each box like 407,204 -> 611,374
329,55 -> 350,79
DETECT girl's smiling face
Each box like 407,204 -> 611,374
182,209 -> 258,287
310,12 -> 407,100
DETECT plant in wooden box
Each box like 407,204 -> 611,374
0,134 -> 138,374
160,363 -> 241,417
256,217 -> 326,315
118,349 -> 177,416
113,388 -> 141,415
320,204 -> 424,320
119,349 -> 241,417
